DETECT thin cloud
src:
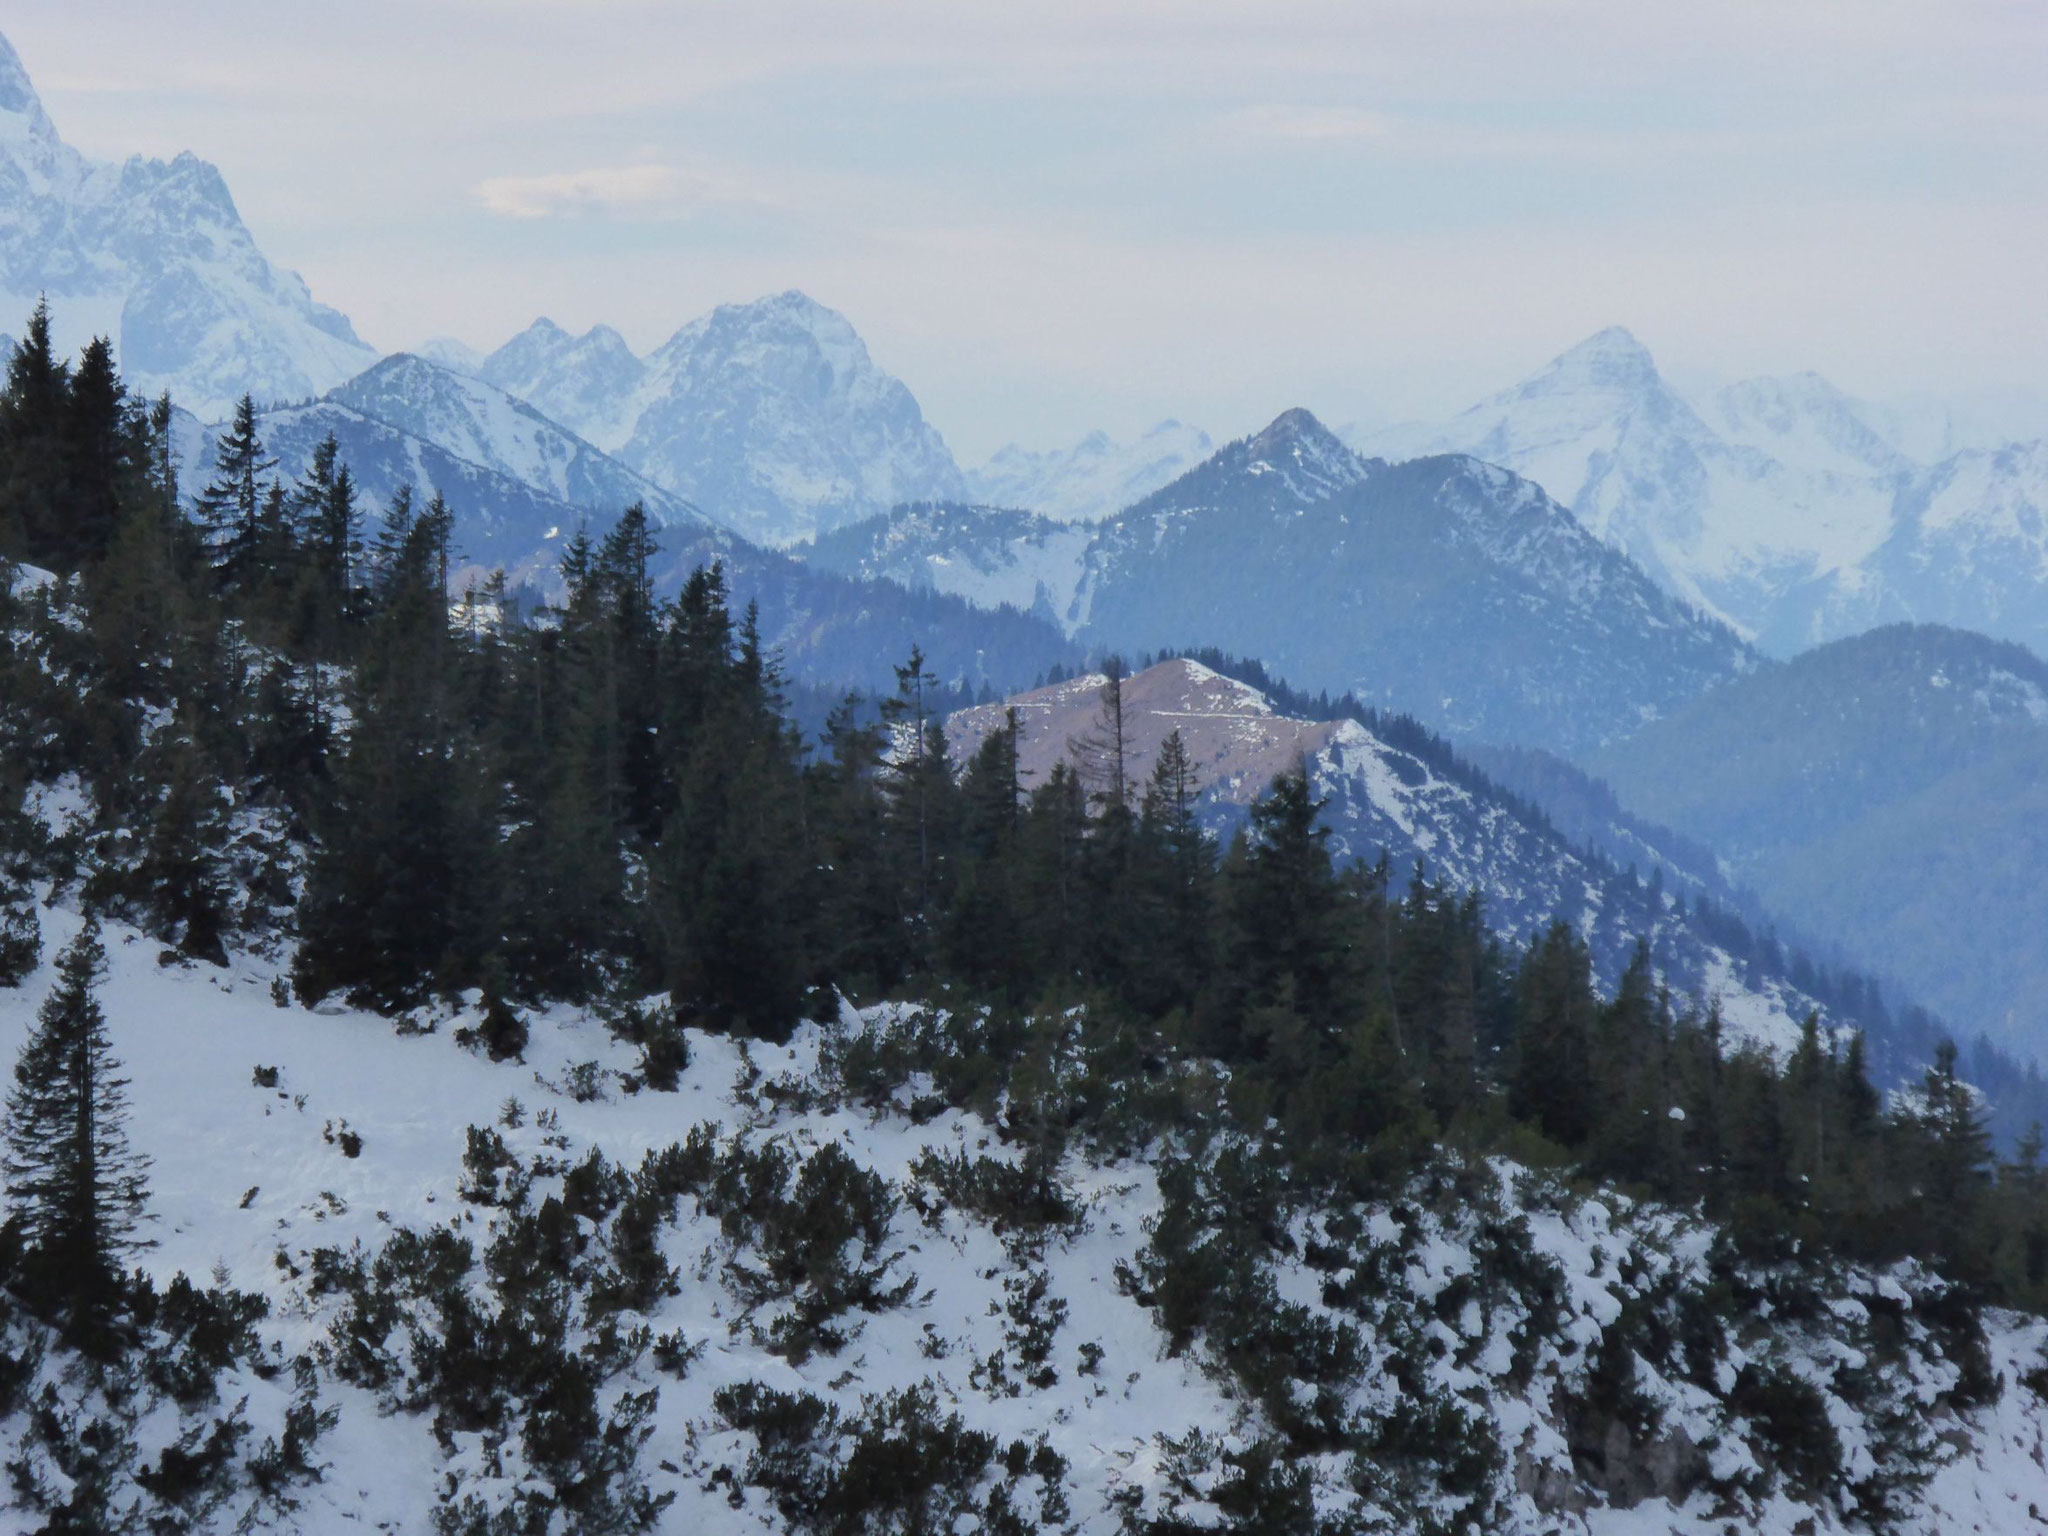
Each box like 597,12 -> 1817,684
1223,104 -> 1394,142
474,162 -> 769,220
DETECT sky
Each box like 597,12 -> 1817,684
9,1 -> 2047,460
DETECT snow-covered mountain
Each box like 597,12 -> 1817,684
804,503 -> 1095,627
1356,329 -> 1901,654
1354,329 -> 2048,662
326,353 -> 691,533
801,409 -> 1755,754
478,317 -> 648,451
0,30 -> 375,417
477,293 -> 965,547
963,420 -> 1214,524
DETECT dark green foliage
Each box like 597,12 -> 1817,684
0,869 -> 36,986
1,920 -> 151,1335
715,1379 -> 1029,1536
1728,1364 -> 1842,1497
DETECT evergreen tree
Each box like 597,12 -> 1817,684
195,395 -> 276,589
1509,923 -> 1598,1149
60,336 -> 145,570
0,865 -> 36,986
2,920 -> 151,1331
0,299 -> 70,567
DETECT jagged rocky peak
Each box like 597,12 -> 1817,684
0,27 -> 375,415
1216,406 -> 1374,500
620,288 -> 964,545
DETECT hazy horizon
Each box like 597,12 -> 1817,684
9,2 -> 2045,459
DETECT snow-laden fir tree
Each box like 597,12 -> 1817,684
3,919 -> 151,1329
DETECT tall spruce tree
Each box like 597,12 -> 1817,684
2,920 -> 151,1328
195,394 -> 276,588
0,299 -> 70,567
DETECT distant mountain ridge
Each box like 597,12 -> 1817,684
963,420 -> 1214,523
474,292 -> 965,546
1594,622 -> 2048,1058
820,409 -> 1754,757
1355,327 -> 2048,659
0,30 -> 375,416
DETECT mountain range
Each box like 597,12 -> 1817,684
471,294 -> 966,547
813,409 -> 1756,757
0,33 -> 374,416
1356,328 -> 2048,658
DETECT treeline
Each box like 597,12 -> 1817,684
2,312 -> 2047,1316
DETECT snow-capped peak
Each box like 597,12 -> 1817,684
1231,407 -> 1374,501
1536,324 -> 1661,391
0,28 -> 376,416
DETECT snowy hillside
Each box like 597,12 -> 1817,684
477,293 -> 965,546
965,422 -> 1214,524
3,896 -> 2045,1533
803,504 -> 1095,628
0,31 -> 374,417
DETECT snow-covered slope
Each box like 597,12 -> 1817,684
964,421 -> 1213,524
478,293 -> 965,547
802,503 -> 1095,628
0,30 -> 374,417
3,898 -> 2043,1534
326,353 -> 690,530
478,317 -> 648,452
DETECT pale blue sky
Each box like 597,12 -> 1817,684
12,1 -> 2047,457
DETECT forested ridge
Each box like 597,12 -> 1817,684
4,305 -> 2048,1532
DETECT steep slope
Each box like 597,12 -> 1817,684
1593,624 -> 2048,1054
1356,330 -> 1903,653
480,293 -> 965,546
964,421 -> 1213,523
0,30 -> 374,415
1067,410 -> 1753,757
802,502 -> 1094,628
